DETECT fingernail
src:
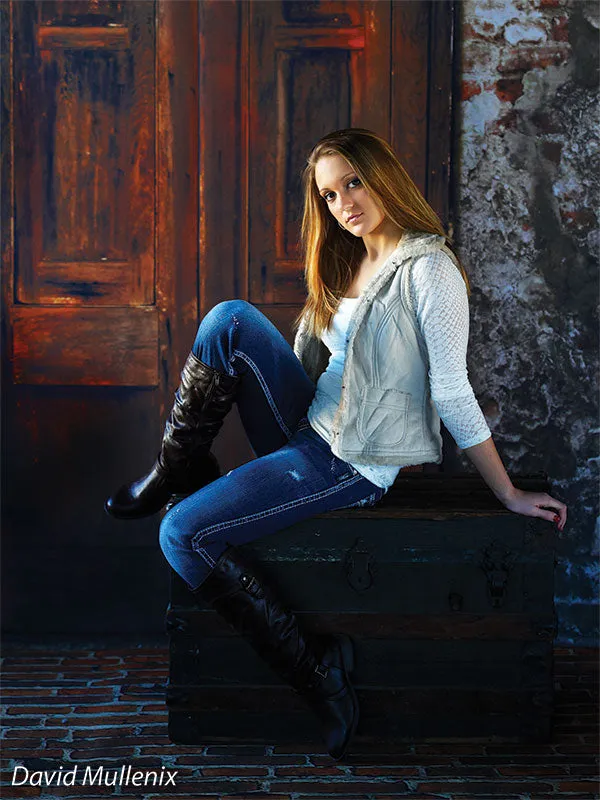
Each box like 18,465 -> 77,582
554,514 -> 560,522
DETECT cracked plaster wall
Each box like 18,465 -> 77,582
454,0 -> 598,645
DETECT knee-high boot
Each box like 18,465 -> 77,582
191,544 -> 360,761
105,352 -> 240,520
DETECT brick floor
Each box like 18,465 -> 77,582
1,641 -> 597,799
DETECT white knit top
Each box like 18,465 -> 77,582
306,253 -> 492,490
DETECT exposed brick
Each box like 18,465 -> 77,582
172,753 -> 301,766
0,750 -> 66,760
497,764 -> 570,775
1,668 -> 64,676
4,729 -> 67,739
137,725 -> 170,735
551,15 -> 569,42
495,77 -> 524,104
417,781 -> 556,793
149,780 -> 261,794
4,706 -> 72,715
290,796 -> 371,800
89,679 -> 143,687
556,780 -> 600,792
421,765 -> 498,777
7,785 -> 118,797
498,43 -> 571,73
68,748 -> 138,759
463,22 -> 478,39
136,745 -> 209,756
492,108 -> 519,131
0,786 -> 42,798
145,796 -> 293,800
352,765 -> 422,776
135,703 -> 166,712
414,743 -> 487,754
530,109 -> 565,134
92,648 -> 166,657
2,658 -> 63,665
462,80 -> 482,102
70,734 -> 169,747
273,766 -> 351,777
0,740 -> 43,751
560,209 -> 598,231
54,715 -> 139,726
541,140 -> 562,164
69,705 -> 138,713
1,646 -> 597,797
197,766 -> 270,777
68,733 -> 139,744
270,782 -> 408,794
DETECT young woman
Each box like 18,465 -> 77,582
105,128 -> 567,760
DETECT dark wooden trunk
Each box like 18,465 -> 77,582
166,473 -> 557,745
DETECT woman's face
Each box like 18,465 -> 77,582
314,153 -> 386,237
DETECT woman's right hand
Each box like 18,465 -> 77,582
501,487 -> 568,534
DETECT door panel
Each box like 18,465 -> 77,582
202,0 -> 454,475
1,0 -> 200,635
12,0 -> 157,386
247,1 -> 391,305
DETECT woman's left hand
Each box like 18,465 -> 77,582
502,487 -> 567,533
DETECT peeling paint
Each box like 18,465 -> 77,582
459,0 -> 599,645
504,22 -> 547,44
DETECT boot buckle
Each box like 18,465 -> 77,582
314,663 -> 329,679
239,573 -> 263,598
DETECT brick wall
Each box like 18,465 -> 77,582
454,0 -> 599,646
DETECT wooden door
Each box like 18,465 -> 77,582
201,0 -> 458,473
1,0 -> 200,635
1,0 -> 456,636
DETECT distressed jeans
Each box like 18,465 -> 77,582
158,299 -> 385,591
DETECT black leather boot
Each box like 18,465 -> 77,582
105,353 -> 240,520
192,545 -> 360,761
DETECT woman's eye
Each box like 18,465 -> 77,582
322,178 -> 360,203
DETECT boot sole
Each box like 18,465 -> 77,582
103,496 -> 169,520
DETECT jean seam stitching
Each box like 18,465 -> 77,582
196,547 -> 217,568
191,473 -> 364,551
231,348 -> 293,440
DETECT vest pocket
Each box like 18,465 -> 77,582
356,386 -> 410,447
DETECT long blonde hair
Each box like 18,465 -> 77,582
294,128 -> 470,339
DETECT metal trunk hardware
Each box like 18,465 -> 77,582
478,540 -> 517,608
344,538 -> 377,593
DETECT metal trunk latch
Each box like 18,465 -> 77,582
345,537 -> 377,592
478,540 -> 517,608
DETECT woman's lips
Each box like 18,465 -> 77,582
346,213 -> 363,224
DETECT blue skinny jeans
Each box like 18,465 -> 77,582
158,300 -> 385,591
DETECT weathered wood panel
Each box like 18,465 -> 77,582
12,306 -> 159,385
247,1 -> 392,306
14,2 -> 155,320
2,0 -> 200,635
